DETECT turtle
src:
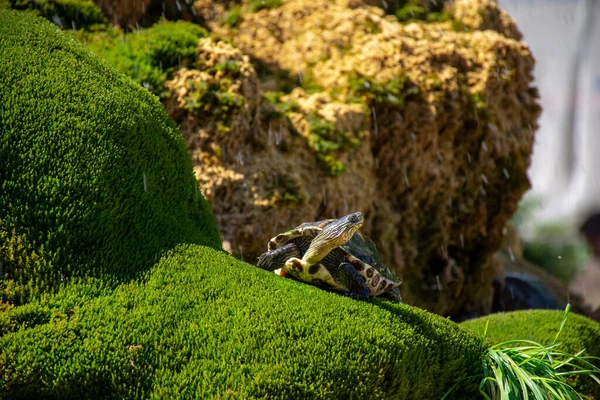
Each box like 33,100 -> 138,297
256,211 -> 402,301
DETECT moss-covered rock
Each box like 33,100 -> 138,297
460,309 -> 600,397
0,244 -> 487,398
1,0 -> 106,28
83,19 -> 208,97
169,0 -> 541,319
0,9 -> 221,303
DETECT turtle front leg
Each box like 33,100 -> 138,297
257,243 -> 301,271
282,257 -> 309,277
333,262 -> 370,301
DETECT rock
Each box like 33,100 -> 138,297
167,0 -> 540,318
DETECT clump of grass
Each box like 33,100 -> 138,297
445,305 -> 600,400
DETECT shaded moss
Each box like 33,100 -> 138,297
0,10 -> 221,303
2,0 -> 105,28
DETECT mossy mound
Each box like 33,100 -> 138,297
0,245 -> 487,399
461,309 -> 600,397
0,9 -> 221,303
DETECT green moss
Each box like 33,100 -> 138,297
222,6 -> 242,26
1,245 -> 487,398
181,55 -> 246,124
460,310 -> 600,397
3,0 -> 105,28
395,2 -> 426,21
184,79 -> 245,123
84,20 -> 208,97
347,72 -> 418,107
247,0 -> 282,13
0,10 -> 221,302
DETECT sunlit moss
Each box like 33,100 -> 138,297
0,10 -> 221,304
84,20 -> 208,97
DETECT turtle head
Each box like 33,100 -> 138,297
328,212 -> 364,245
303,212 -> 364,265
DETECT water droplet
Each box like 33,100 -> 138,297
372,106 -> 378,137
436,275 -> 443,292
268,121 -> 273,145
298,72 -> 303,85
437,150 -> 443,163
143,172 -> 148,192
502,168 -> 510,179
72,20 -> 76,32
236,152 -> 244,166
52,15 -> 63,27
364,81 -> 370,89
481,173 -> 488,185
481,141 -> 488,153
404,168 -> 410,188
176,0 -> 182,11
467,153 -> 472,163
479,185 -> 486,196
460,233 -> 464,248
410,132 -> 416,140
508,247 -> 515,262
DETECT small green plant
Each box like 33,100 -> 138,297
347,72 -> 418,107
184,79 -> 245,122
307,113 -> 362,177
395,2 -> 426,21
248,0 -> 282,13
222,6 -> 242,26
445,305 -> 600,400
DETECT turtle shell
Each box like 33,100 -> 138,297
266,219 -> 401,297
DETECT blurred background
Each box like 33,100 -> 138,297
495,0 -> 600,319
